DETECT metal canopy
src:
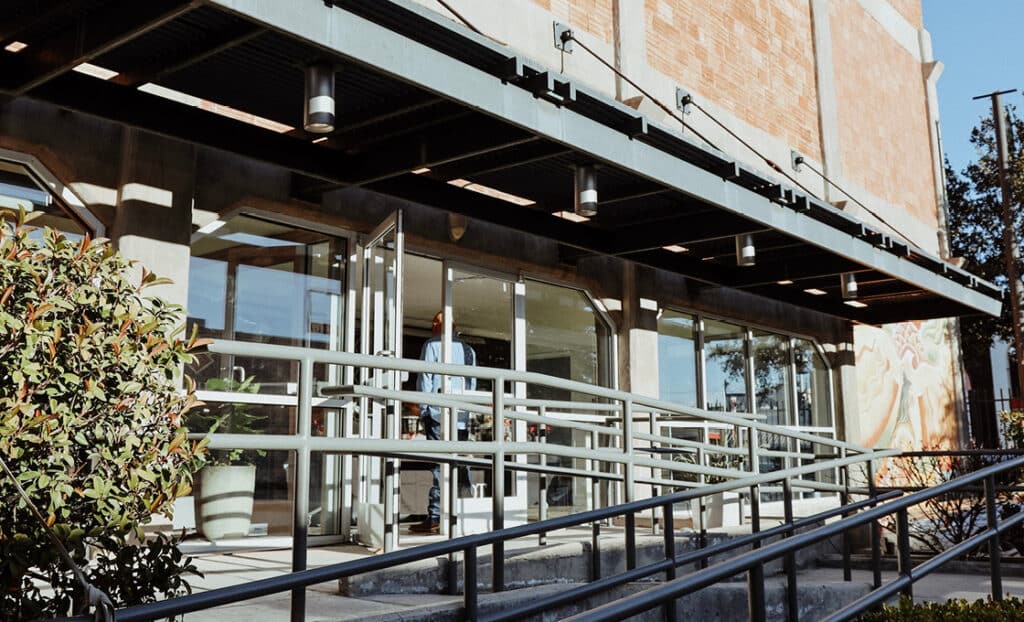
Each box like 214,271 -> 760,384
0,0 -> 1001,324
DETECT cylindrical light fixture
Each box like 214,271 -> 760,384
841,272 -> 858,299
735,233 -> 755,267
574,165 -> 598,217
304,62 -> 336,134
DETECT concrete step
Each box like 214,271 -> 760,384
324,578 -> 872,622
339,525 -> 838,596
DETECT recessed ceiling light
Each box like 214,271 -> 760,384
844,300 -> 868,308
551,210 -> 590,223
4,41 -> 27,53
412,167 -> 431,174
701,256 -> 716,261
449,179 -> 534,205
662,245 -> 689,253
803,288 -> 827,296
73,62 -> 119,80
311,136 -> 329,144
777,279 -> 794,285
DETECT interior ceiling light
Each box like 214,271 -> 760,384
662,245 -> 689,253
449,179 -> 535,206
840,272 -> 858,299
735,233 -> 755,267
138,83 -> 293,133
574,165 -> 598,217
72,62 -> 119,80
303,62 -> 336,134
411,167 -> 431,175
311,136 -> 329,144
844,300 -> 868,308
552,210 -> 590,223
4,41 -> 27,53
777,279 -> 794,285
803,288 -> 827,296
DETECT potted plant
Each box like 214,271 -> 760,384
190,376 -> 266,540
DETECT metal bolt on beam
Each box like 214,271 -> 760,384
553,22 -> 573,53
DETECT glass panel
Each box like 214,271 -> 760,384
752,330 -> 791,427
524,280 -> 609,511
794,339 -> 832,428
452,269 -> 513,394
704,319 -> 748,412
657,310 -> 698,407
0,159 -> 86,238
187,214 -> 346,391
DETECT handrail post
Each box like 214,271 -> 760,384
539,406 -> 548,546
464,546 -> 478,622
625,511 -> 637,570
492,377 -> 506,592
747,483 -> 765,622
985,474 -> 1003,600
591,522 -> 602,581
896,508 -> 913,598
291,356 -> 314,622
840,459 -> 852,582
782,478 -> 798,622
623,399 -> 635,503
867,458 -> 882,589
663,501 -> 677,622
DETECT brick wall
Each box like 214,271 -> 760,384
643,0 -> 822,160
531,0 -> 615,43
831,0 -> 938,228
888,0 -> 923,29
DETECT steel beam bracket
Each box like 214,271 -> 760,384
791,150 -> 804,172
675,87 -> 693,114
553,22 -> 573,53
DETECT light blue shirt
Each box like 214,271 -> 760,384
418,336 -> 477,425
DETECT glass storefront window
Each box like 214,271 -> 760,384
657,310 -> 698,407
452,269 -> 513,393
752,330 -> 791,427
0,159 -> 88,238
704,319 -> 748,412
525,280 -> 610,509
794,338 -> 832,428
187,214 -> 346,392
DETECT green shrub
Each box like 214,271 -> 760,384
859,595 -> 1024,621
0,216 -> 208,620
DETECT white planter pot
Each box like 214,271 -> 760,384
199,465 -> 256,540
691,491 -> 741,529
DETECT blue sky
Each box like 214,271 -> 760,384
923,1 -> 1024,174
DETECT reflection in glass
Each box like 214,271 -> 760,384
187,214 -> 346,391
453,270 -> 513,394
0,159 -> 87,238
752,330 -> 791,427
704,319 -> 748,412
525,280 -> 609,509
657,310 -> 697,407
794,339 -> 832,428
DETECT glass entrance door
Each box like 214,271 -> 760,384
356,211 -> 404,551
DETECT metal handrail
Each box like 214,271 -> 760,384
53,451 -> 888,622
206,340 -> 869,454
189,339 -> 884,620
563,454 -> 1024,622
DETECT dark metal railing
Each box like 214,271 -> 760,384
53,450 -> 884,622
561,454 -> 1024,622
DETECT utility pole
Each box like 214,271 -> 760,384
973,89 -> 1024,402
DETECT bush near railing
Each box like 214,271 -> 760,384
1001,410 -> 1024,448
858,594 -> 1024,621
878,448 -> 1024,557
0,217 -> 208,620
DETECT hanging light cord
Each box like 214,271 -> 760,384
0,455 -> 114,622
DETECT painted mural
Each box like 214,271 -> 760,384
852,320 -> 961,459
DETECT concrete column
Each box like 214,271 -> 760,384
809,0 -> 842,201
612,0 -> 645,102
112,128 -> 195,309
